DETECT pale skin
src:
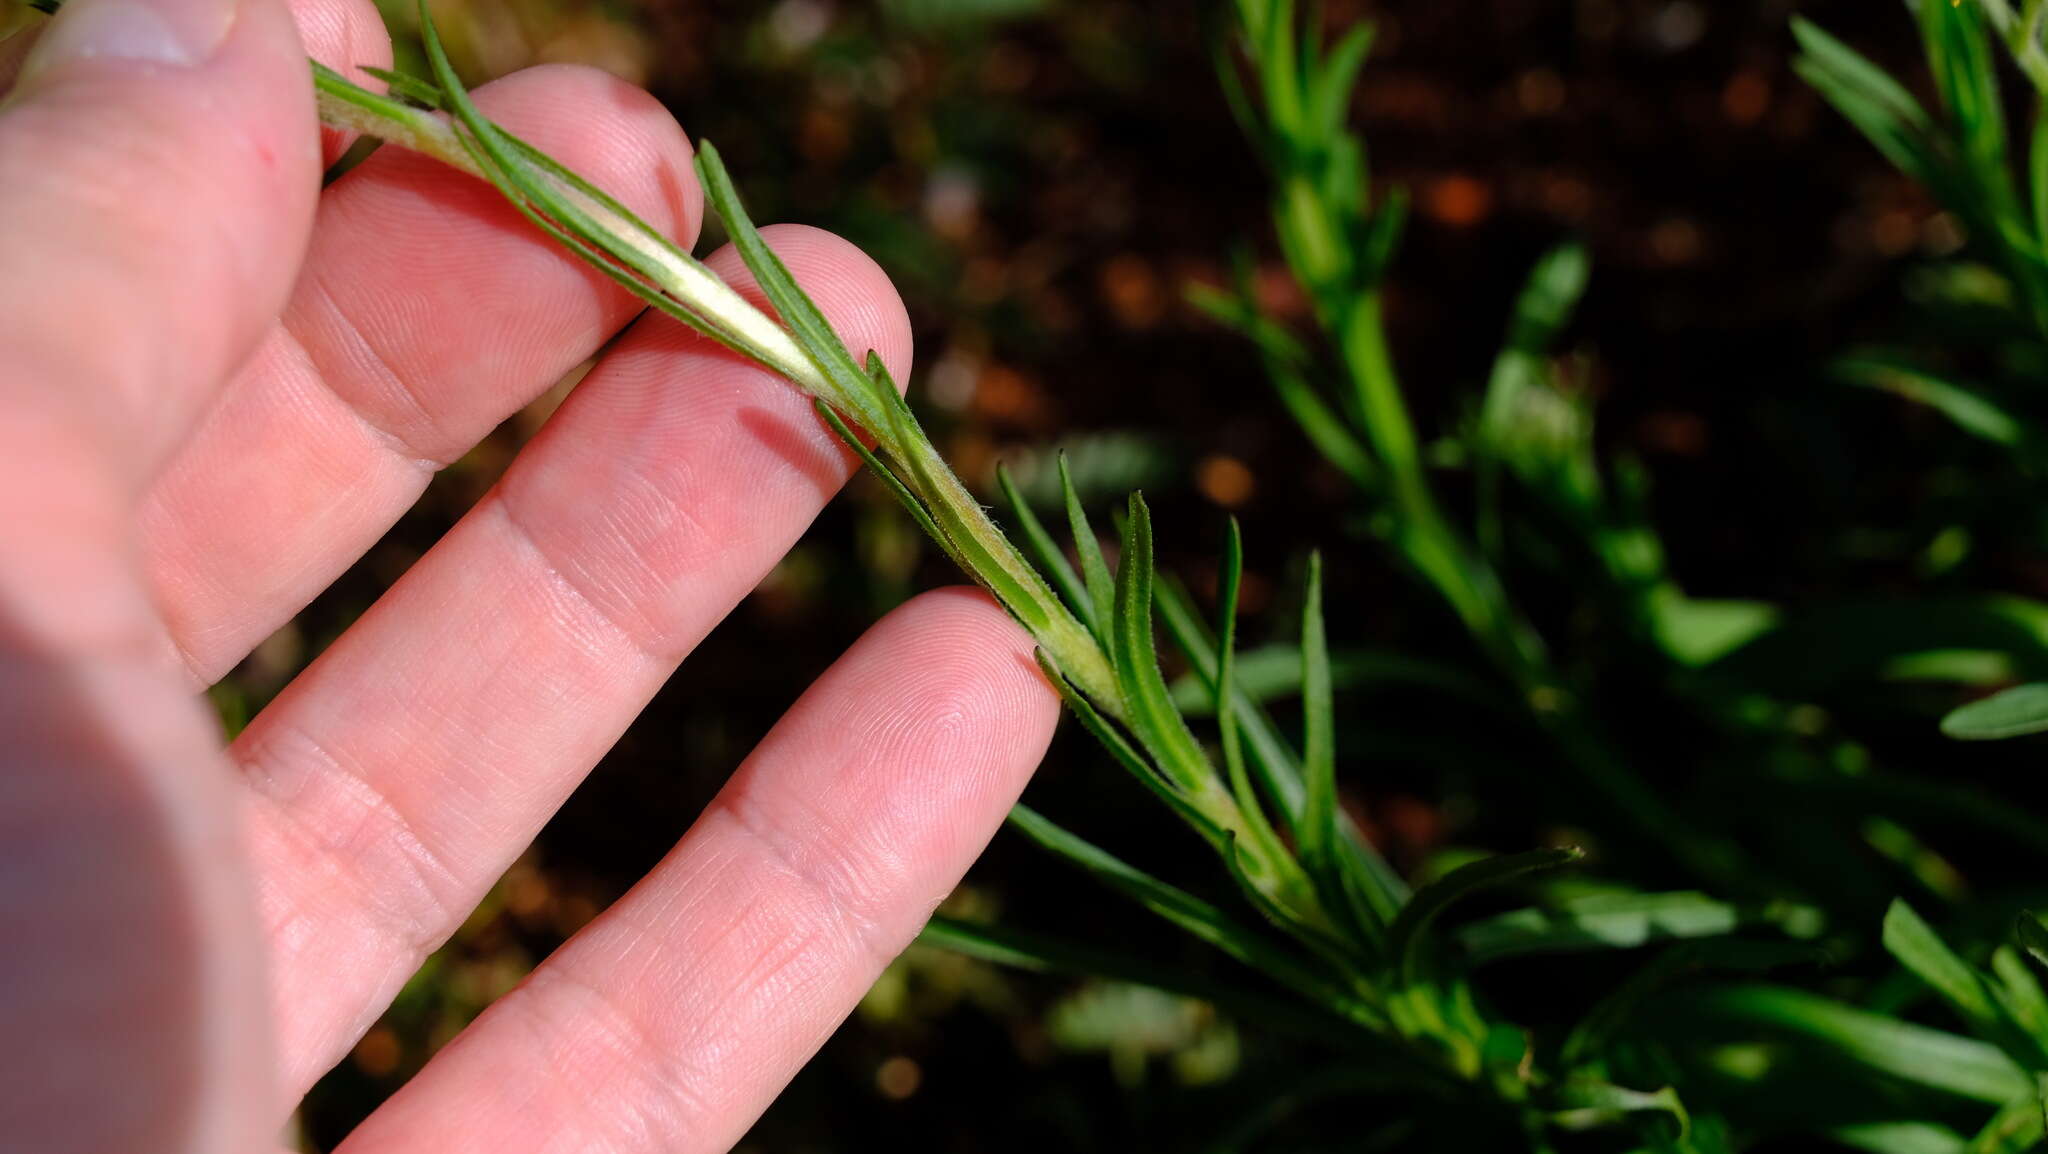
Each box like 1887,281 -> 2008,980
0,0 -> 1062,1150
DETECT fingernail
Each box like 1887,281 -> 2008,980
22,0 -> 237,77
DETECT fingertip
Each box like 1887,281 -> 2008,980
702,223 -> 915,386
863,585 -> 1062,766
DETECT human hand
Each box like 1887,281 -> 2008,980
0,1 -> 1057,1151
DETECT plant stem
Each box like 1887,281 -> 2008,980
313,68 -> 816,396
298,54 -> 1127,708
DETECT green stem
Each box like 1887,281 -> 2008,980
1339,292 -> 1420,486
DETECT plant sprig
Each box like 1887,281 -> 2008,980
9,0 -> 1454,1058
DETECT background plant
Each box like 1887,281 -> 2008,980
1141,0 -> 2048,1147
400,0 -> 2048,1146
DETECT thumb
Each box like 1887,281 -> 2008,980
0,4 -> 321,1153
0,0 -> 321,483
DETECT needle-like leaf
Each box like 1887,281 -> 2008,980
1457,890 -> 1824,966
2019,912 -> 2048,971
1671,985 -> 2030,1105
1154,577 -> 1409,920
1033,650 -> 1223,846
1060,453 -> 1118,646
812,399 -> 947,551
693,142 -> 893,432
1111,494 -> 1217,790
1942,683 -> 2048,740
1216,521 -> 1263,827
998,464 -> 1094,635
1561,938 -> 1823,1067
1298,552 -> 1338,874
1388,847 -> 1582,986
917,915 -> 1372,1048
1006,804 -> 1363,1013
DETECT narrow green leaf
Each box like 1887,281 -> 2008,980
1153,577 -> 1410,918
1309,21 -> 1375,138
1257,0 -> 1304,139
2016,911 -> 2048,971
1056,452 -> 1122,651
1299,552 -> 1338,875
359,64 -> 443,109
1966,1092 -> 2045,1154
694,142 -> 893,430
865,355 -> 1061,637
1836,355 -> 2027,449
1216,521 -> 1259,823
1991,945 -> 2048,1043
1457,890 -> 1824,966
1005,804 -> 1358,1010
1110,494 -> 1215,788
917,915 -> 1369,1048
418,17 -> 652,297
1707,595 -> 2048,696
1885,900 -> 2005,1032
310,60 -> 437,131
1783,768 -> 2048,859
1168,645 -> 1496,714
1157,573 -> 1310,820
1922,0 -> 2009,184
412,11 -> 783,373
1190,265 -> 1378,488
1650,590 -> 1782,669
2032,95 -> 2048,247
1211,527 -> 1339,948
1672,984 -> 2030,1104
1504,242 -> 1591,354
1321,134 -> 1368,223
1829,1122 -> 1967,1154
1033,650 -> 1223,845
997,464 -> 1095,634
1218,832 -> 1377,983
1793,17 -> 1937,139
485,138 -> 792,369
1388,847 -> 1582,985
813,400 -> 946,549
920,914 -> 1166,979
1060,453 -> 1118,646
1186,273 -> 1314,365
1944,683 -> 2048,740
1549,1080 -> 1689,1139
1211,36 -> 1265,157
1793,17 -> 1947,190
1563,938 -> 1824,1065
1357,186 -> 1409,284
